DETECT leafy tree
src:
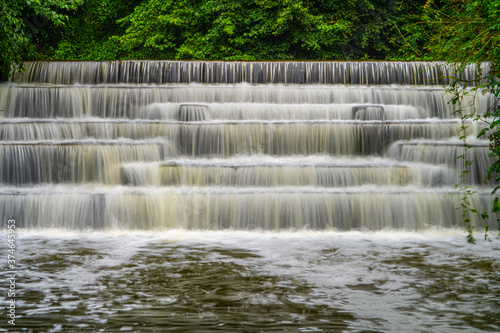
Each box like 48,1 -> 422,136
45,0 -> 430,61
0,0 -> 82,80
108,0 -> 424,60
46,0 -> 142,60
425,0 -> 500,65
386,0 -> 445,60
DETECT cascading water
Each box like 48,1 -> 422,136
1,61 -> 499,332
1,61 -> 498,230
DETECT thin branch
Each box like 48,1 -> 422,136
393,22 -> 421,57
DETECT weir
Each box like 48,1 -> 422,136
0,60 -> 498,230
10,61 -> 489,85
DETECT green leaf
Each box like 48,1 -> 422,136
492,197 -> 500,213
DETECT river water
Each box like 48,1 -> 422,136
1,230 -> 499,332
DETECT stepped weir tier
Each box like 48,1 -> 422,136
1,61 -> 500,332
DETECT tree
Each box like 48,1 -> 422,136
43,0 -> 430,61
0,0 -> 82,80
108,0 -> 425,60
46,0 -> 142,60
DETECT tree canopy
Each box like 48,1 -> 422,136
0,0 -> 83,79
0,0 -> 433,68
99,0 -> 409,61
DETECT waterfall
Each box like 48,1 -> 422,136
9,61 -> 489,85
0,61 -> 498,230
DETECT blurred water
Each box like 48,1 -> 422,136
1,61 -> 499,332
1,230 -> 499,332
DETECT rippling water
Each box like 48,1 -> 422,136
1,230 -> 499,332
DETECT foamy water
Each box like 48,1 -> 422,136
1,230 -> 499,332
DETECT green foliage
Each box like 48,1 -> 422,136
47,0 -> 141,60
386,0 -> 441,60
44,0 -> 430,61
0,0 -> 82,79
425,0 -> 500,64
1,0 -> 434,63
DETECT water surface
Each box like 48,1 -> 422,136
2,230 -> 499,332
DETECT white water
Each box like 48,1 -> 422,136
1,230 -> 499,332
10,61 -> 489,85
1,61 -> 499,332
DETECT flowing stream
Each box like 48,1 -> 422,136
0,61 -> 499,332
